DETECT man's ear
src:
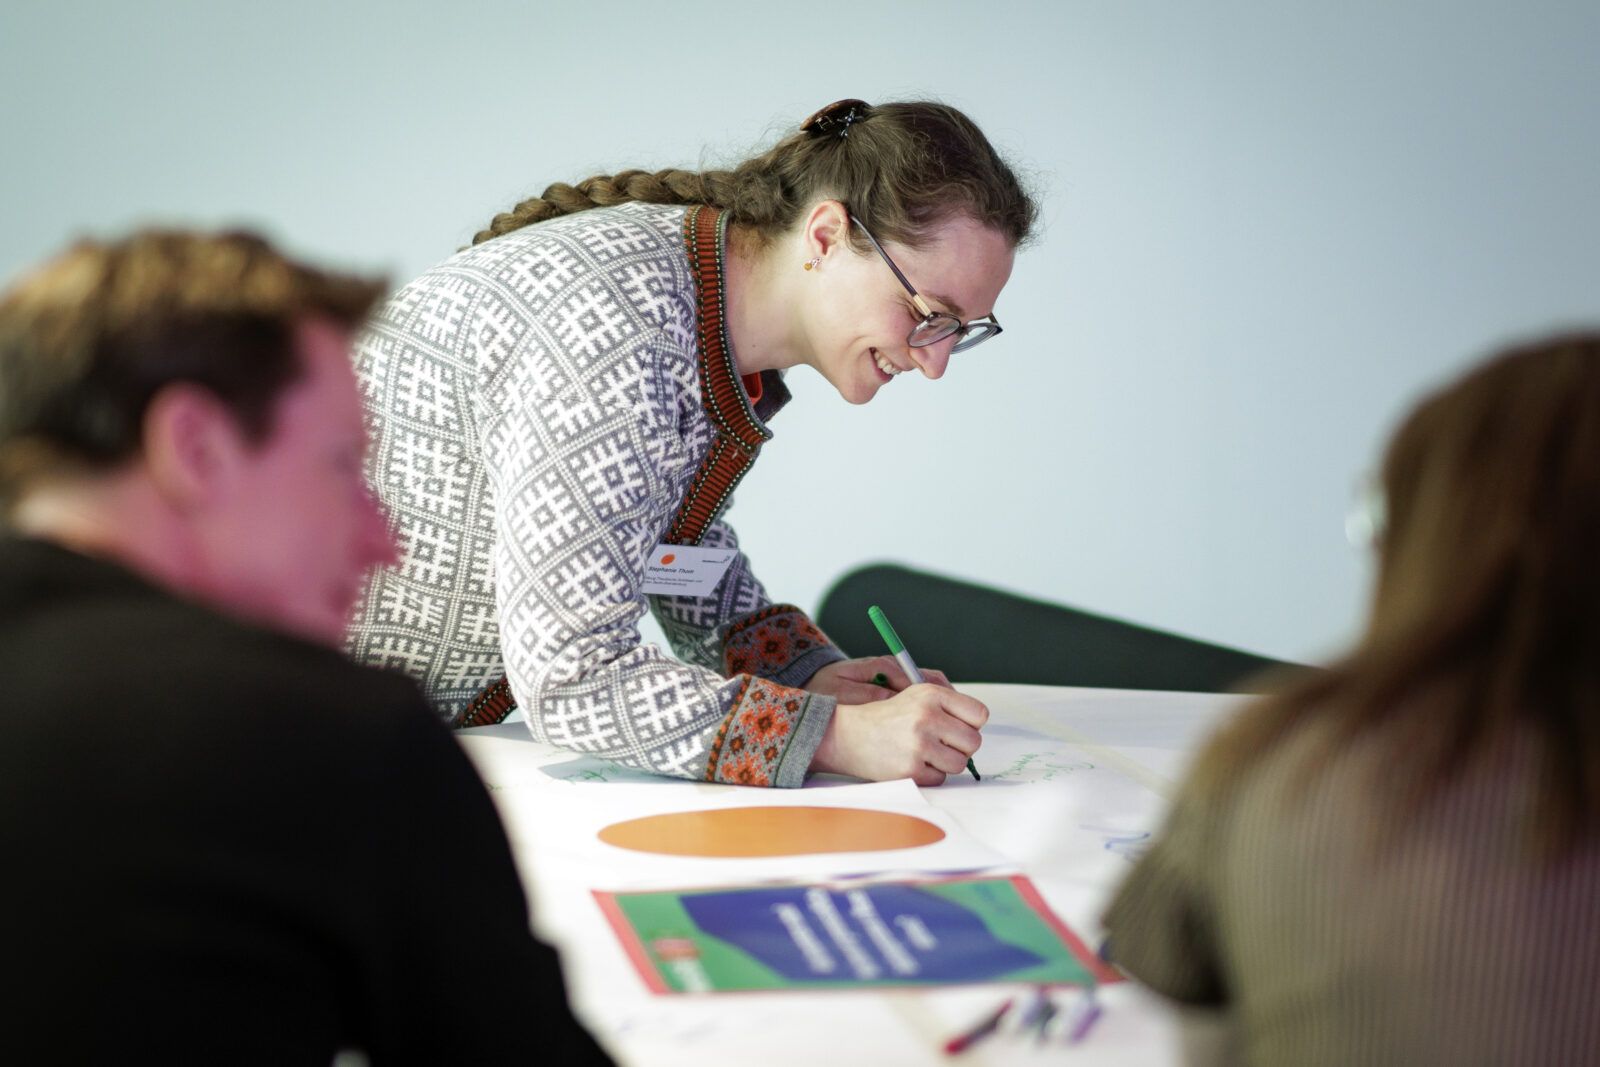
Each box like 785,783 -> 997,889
800,199 -> 852,265
139,384 -> 246,510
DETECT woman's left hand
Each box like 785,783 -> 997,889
804,656 -> 952,705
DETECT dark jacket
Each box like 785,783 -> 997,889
0,537 -> 610,1064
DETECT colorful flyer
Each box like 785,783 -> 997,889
594,874 -> 1120,993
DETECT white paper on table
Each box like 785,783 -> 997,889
465,687 -> 1205,1066
964,683 -> 1246,786
590,976 -> 1181,1067
914,692 -> 1203,948
491,777 -> 1010,889
925,720 -> 1168,868
457,726 -> 685,790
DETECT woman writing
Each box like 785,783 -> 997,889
348,100 -> 1035,786
1105,333 -> 1600,1064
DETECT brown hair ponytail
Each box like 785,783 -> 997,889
0,230 -> 385,512
469,99 -> 1037,251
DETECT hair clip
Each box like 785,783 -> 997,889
802,99 -> 871,139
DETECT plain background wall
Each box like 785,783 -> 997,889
4,1 -> 1597,665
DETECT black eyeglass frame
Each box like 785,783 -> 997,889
848,215 -> 1003,354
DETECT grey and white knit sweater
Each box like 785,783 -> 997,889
347,202 -> 843,786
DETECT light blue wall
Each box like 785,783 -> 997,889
5,1 -> 1597,663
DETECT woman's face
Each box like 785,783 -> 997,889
802,213 -> 1015,405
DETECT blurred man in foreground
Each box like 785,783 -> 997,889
0,230 -> 610,1064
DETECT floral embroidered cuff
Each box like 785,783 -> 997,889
704,676 -> 834,788
721,604 -> 846,687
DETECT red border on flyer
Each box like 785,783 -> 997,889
591,889 -> 671,994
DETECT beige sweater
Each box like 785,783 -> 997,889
1104,714 -> 1600,1066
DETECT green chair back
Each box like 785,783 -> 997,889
816,563 -> 1301,694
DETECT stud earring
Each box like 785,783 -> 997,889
803,257 -> 821,271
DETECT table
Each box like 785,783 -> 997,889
459,684 -> 1247,1066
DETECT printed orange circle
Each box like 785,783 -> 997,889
660,553 -> 676,565
597,806 -> 946,857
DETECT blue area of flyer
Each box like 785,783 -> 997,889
595,874 -> 1121,993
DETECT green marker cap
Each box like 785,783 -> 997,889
867,604 -> 905,654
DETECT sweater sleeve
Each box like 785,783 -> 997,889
1100,779 -> 1229,1007
482,333 -> 833,787
650,516 -> 847,686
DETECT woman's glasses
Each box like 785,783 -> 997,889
850,216 -> 1002,354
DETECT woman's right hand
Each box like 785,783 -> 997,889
809,684 -> 988,786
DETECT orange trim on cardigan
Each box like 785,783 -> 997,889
665,205 -> 775,546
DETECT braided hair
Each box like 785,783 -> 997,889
469,100 -> 1036,252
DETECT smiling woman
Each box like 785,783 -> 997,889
346,99 -> 1036,788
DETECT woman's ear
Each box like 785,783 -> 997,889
800,199 -> 852,266
139,384 -> 247,512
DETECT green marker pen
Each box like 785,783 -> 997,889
867,604 -> 980,781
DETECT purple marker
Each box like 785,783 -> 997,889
1067,988 -> 1103,1044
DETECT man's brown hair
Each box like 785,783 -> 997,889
0,229 -> 386,510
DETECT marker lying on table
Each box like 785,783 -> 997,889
1018,984 -> 1057,1039
1066,986 -> 1102,1044
942,996 -> 1012,1055
867,604 -> 980,781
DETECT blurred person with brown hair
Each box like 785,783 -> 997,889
348,99 -> 1036,787
1104,333 -> 1600,1065
0,230 -> 610,1064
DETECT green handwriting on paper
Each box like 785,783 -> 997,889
993,752 -> 1096,782
539,755 -> 673,785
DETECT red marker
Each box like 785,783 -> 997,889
943,998 -> 1013,1056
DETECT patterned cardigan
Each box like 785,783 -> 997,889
346,202 -> 845,787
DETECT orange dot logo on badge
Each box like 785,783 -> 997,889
598,807 -> 945,857
660,553 -> 676,565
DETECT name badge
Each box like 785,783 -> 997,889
641,544 -> 737,597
